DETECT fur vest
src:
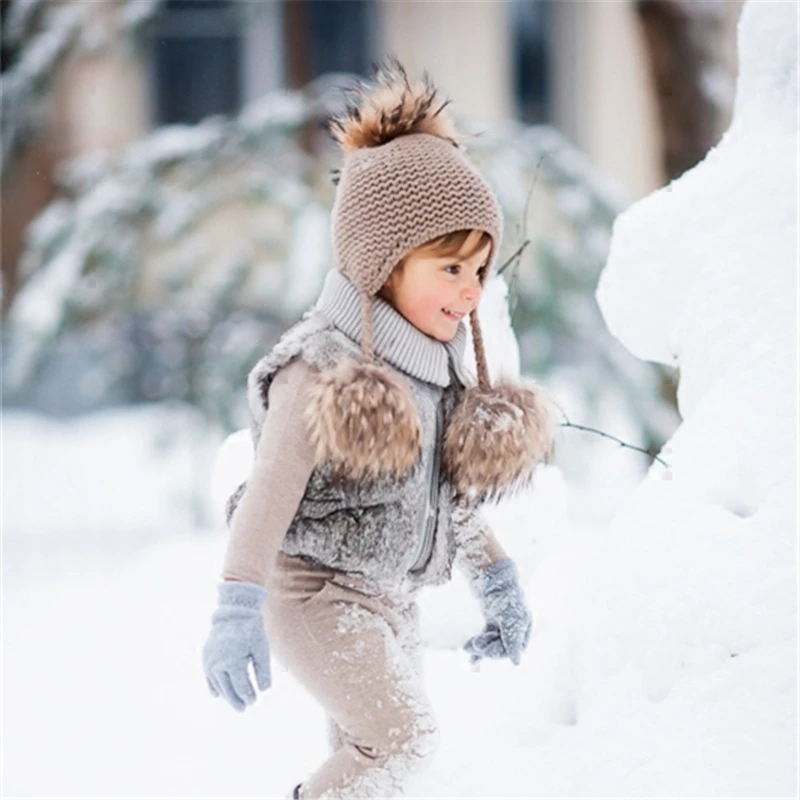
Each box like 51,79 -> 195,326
227,308 -> 471,593
226,269 -> 557,593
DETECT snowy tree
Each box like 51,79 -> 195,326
0,0 -> 161,178
0,0 -> 163,309
2,86 -> 333,432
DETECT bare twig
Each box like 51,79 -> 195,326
496,239 -> 531,276
500,155 -> 545,323
558,415 -> 669,468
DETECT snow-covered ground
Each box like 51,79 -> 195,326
3,2 -> 797,798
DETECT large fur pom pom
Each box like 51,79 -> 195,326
328,57 -> 459,154
443,381 -> 558,503
304,359 -> 422,481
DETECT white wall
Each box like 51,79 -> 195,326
550,1 -> 664,200
241,1 -> 285,103
56,2 -> 149,157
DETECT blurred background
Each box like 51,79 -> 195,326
2,0 -> 743,535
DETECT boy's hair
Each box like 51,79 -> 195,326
405,229 -> 493,276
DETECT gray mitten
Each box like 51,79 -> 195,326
202,580 -> 271,711
464,558 -> 532,666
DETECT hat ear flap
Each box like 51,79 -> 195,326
304,359 -> 422,481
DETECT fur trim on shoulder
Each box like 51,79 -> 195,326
443,380 -> 559,504
225,480 -> 247,527
304,359 -> 422,481
329,57 -> 459,154
245,311 -> 334,438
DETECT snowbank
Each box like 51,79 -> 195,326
570,0 -> 799,793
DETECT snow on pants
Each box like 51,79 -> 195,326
263,553 -> 439,799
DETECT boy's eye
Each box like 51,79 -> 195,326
444,263 -> 488,279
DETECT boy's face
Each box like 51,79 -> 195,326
381,235 -> 492,342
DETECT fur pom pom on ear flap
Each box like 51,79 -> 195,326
443,381 -> 559,504
304,359 -> 423,481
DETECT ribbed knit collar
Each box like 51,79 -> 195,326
314,268 -> 470,388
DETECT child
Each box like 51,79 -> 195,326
202,61 -> 557,800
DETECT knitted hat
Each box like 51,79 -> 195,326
308,61 -> 556,502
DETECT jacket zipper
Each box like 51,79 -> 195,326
410,401 -> 443,573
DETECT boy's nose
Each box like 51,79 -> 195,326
461,282 -> 482,305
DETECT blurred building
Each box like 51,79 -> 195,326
1,0 -> 743,422
143,0 -> 744,198
3,0 -> 745,292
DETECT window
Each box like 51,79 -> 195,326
284,0 -> 376,88
150,0 -> 242,126
512,0 -> 551,124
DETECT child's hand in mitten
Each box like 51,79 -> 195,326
463,558 -> 532,666
202,580 -> 271,711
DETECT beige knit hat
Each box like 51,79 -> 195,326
308,61 -> 556,503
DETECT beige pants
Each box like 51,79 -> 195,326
263,553 -> 439,799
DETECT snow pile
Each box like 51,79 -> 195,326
552,0 -> 798,793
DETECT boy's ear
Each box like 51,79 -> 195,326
377,275 -> 392,304
379,261 -> 404,303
